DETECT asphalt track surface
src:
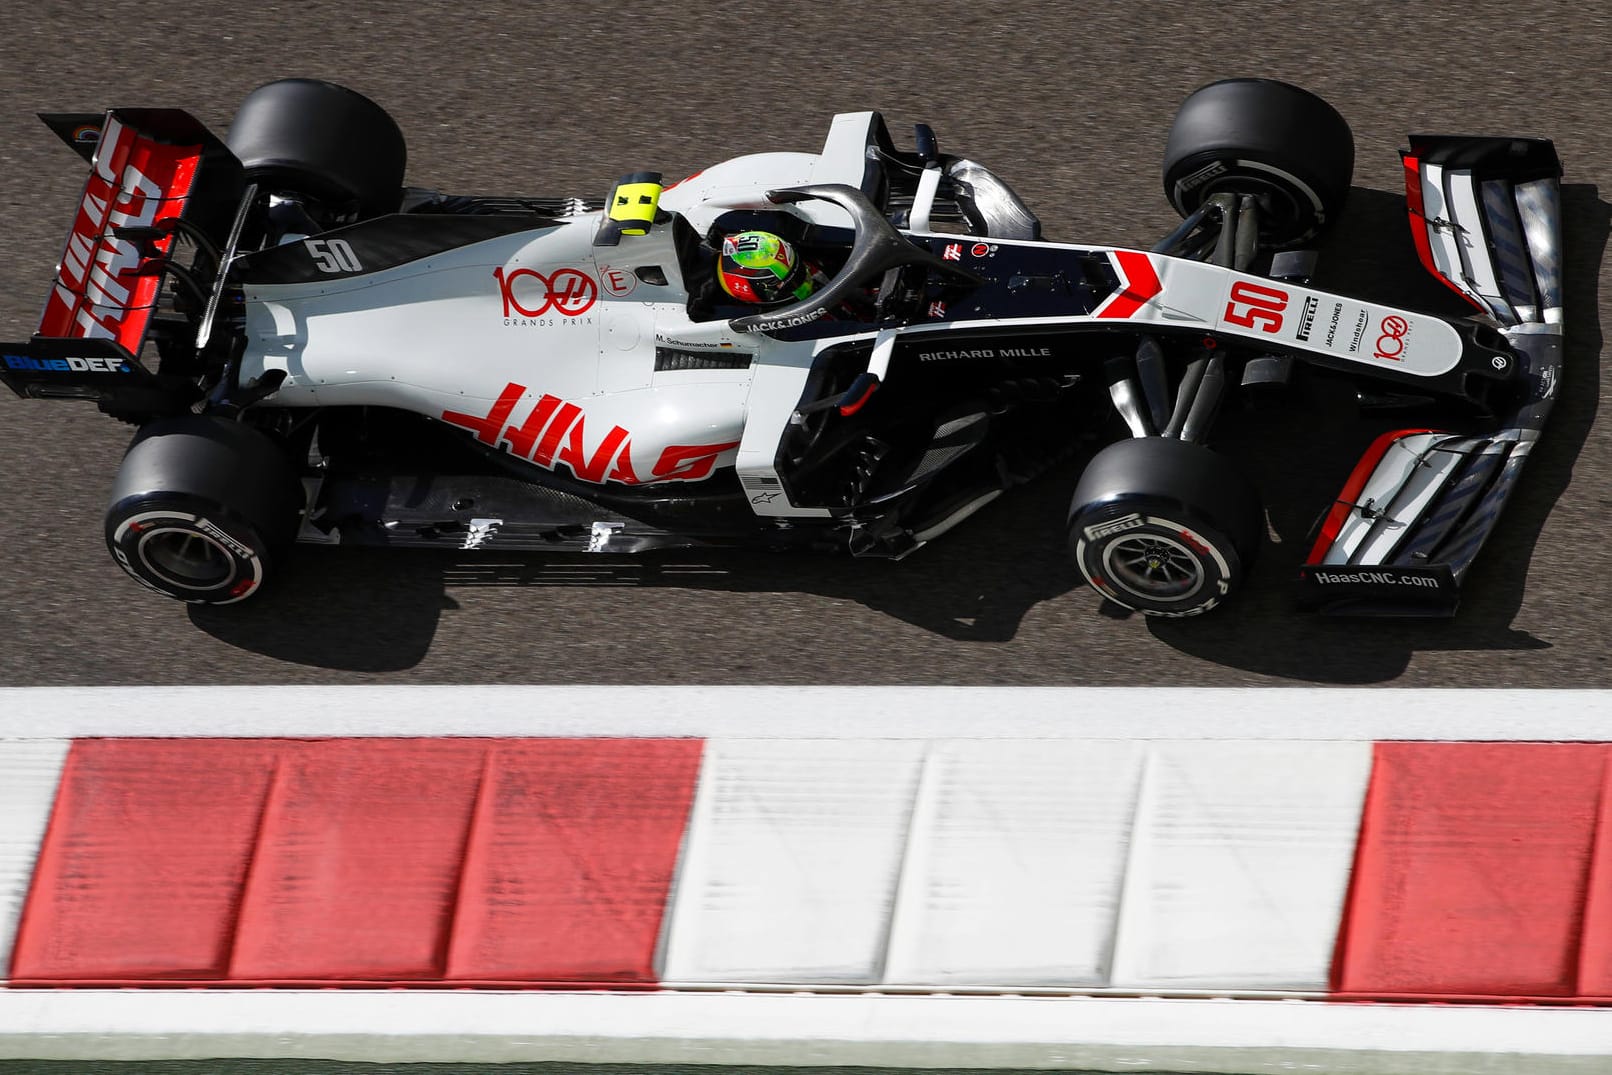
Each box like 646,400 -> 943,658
2,0 -> 1610,688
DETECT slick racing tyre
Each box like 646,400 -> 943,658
1067,437 -> 1262,617
227,78 -> 406,217
1163,78 -> 1354,248
105,417 -> 304,605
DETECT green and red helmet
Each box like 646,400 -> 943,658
717,230 -> 815,304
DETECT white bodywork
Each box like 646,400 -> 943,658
235,112 -> 1474,522
238,113 -> 892,517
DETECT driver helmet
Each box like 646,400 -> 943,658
717,230 -> 815,304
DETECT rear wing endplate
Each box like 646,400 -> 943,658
1,108 -> 243,408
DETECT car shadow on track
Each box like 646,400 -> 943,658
1148,185 -> 1610,681
184,545 -> 449,672
185,457 -> 1088,673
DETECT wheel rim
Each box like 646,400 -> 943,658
1102,532 -> 1205,603
138,527 -> 236,591
1186,157 -> 1328,245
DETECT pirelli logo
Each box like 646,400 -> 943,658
1083,513 -> 1144,541
1295,296 -> 1320,342
195,518 -> 254,561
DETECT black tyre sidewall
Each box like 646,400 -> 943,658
106,496 -> 275,604
1067,438 -> 1262,617
227,78 -> 406,216
104,417 -> 302,604
1162,78 -> 1354,247
1069,504 -> 1242,617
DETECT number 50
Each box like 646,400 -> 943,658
305,237 -> 364,274
1223,280 -> 1287,333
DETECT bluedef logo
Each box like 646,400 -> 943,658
4,354 -> 130,374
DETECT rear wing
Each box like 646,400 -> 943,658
0,108 -> 243,410
1299,135 -> 1563,615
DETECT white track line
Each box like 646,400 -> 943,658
0,989 -> 1609,1073
1,685 -> 1608,740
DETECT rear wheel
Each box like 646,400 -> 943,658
105,417 -> 304,604
227,78 -> 406,218
1162,78 -> 1354,248
1067,437 -> 1262,617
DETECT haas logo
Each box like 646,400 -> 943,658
1374,315 -> 1410,361
493,267 -> 598,318
442,382 -> 740,485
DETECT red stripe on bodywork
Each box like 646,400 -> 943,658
1402,154 -> 1484,312
1305,428 -> 1439,564
37,116 -> 201,354
1095,250 -> 1162,319
838,379 -> 878,416
11,738 -> 702,987
1332,742 -> 1612,1000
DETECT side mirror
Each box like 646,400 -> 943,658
913,123 -> 940,164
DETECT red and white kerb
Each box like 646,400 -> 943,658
4,736 -> 1612,1002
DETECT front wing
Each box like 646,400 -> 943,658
1299,135 -> 1562,615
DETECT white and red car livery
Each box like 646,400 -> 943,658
0,79 -> 1564,615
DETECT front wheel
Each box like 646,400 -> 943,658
1067,437 -> 1262,617
1162,78 -> 1354,249
105,417 -> 304,604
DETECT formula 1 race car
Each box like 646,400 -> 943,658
0,78 -> 1563,615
